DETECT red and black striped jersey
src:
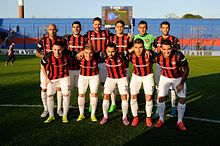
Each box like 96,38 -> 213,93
153,35 -> 180,53
129,50 -> 154,76
86,30 -> 110,52
109,34 -> 131,53
154,50 -> 188,78
41,51 -> 71,80
66,34 -> 86,70
36,35 -> 67,56
105,52 -> 128,79
79,53 -> 101,76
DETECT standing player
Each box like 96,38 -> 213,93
129,39 -> 155,127
66,21 -> 86,90
153,21 -> 181,117
133,21 -> 155,51
154,39 -> 189,131
5,41 -> 16,66
36,24 -> 66,118
85,17 -> 110,112
108,20 -> 132,113
76,44 -> 101,122
100,43 -> 130,125
41,42 -> 71,123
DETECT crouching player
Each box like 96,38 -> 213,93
76,44 -> 100,122
129,38 -> 155,127
41,42 -> 71,123
154,39 -> 189,131
100,43 -> 130,126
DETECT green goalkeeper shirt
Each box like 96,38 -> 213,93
133,33 -> 155,50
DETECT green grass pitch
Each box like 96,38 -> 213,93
0,55 -> 220,145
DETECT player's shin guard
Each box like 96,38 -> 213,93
102,99 -> 109,118
63,95 -> 70,116
146,100 -> 153,117
47,96 -> 54,117
130,98 -> 138,117
91,97 -> 98,115
177,103 -> 186,123
122,99 -> 128,119
57,91 -> 62,111
41,91 -> 47,111
78,96 -> 85,115
157,101 -> 165,121
171,89 -> 176,107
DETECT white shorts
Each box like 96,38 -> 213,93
157,75 -> 187,98
130,73 -> 154,95
47,76 -> 70,96
69,70 -> 80,89
98,62 -> 108,83
40,70 -> 48,89
78,74 -> 99,94
104,77 -> 128,95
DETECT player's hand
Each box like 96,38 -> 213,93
145,50 -> 152,57
76,51 -> 84,60
176,83 -> 184,94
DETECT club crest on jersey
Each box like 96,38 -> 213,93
145,39 -> 149,43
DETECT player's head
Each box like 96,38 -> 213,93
72,21 -> 81,35
47,24 -> 58,38
93,17 -> 102,32
84,44 -> 94,61
160,21 -> 170,36
52,41 -> 63,58
138,20 -> 148,36
106,43 -> 117,59
161,39 -> 172,58
115,20 -> 125,35
133,38 -> 144,57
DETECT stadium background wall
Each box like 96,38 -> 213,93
1,18 -> 220,51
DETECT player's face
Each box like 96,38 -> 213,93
84,49 -> 94,61
72,24 -> 81,35
106,47 -> 116,59
160,24 -> 170,36
53,45 -> 63,58
47,24 -> 57,37
161,44 -> 172,58
115,23 -> 124,34
138,24 -> 147,36
134,43 -> 144,57
93,20 -> 101,32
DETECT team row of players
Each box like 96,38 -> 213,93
36,18 -> 189,131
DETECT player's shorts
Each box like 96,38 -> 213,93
69,70 -> 80,89
98,62 -> 107,83
157,75 -> 186,98
78,74 -> 99,94
104,77 -> 128,95
47,76 -> 70,96
130,73 -> 154,95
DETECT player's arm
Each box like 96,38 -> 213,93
36,39 -> 44,58
41,56 -> 51,86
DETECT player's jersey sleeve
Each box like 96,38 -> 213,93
36,38 -> 44,53
152,37 -> 158,49
177,51 -> 188,67
41,52 -> 51,66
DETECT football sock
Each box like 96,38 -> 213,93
130,98 -> 138,117
146,100 -> 153,117
57,91 -> 62,111
103,99 -> 109,118
47,96 -> 54,117
78,96 -> 85,115
91,97 -> 98,115
121,99 -> 128,119
170,89 -> 176,107
41,91 -> 47,111
157,101 -> 165,122
177,103 -> 186,123
63,95 -> 70,116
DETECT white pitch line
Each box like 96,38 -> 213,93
1,104 -> 220,124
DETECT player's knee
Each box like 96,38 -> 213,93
104,94 -> 110,100
145,95 -> 152,101
158,97 -> 165,103
78,94 -> 85,97
42,88 -> 47,92
56,87 -> 61,91
121,94 -> 127,100
90,93 -> 98,97
131,95 -> 137,99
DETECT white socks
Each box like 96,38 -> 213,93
177,103 -> 186,123
130,98 -> 138,117
63,95 -> 70,116
121,100 -> 128,119
170,89 -> 176,107
57,91 -> 62,111
110,91 -> 116,106
78,96 -> 85,115
41,91 -> 47,111
91,97 -> 98,115
157,101 -> 165,122
146,100 -> 153,118
102,99 -> 110,118
47,96 -> 54,117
